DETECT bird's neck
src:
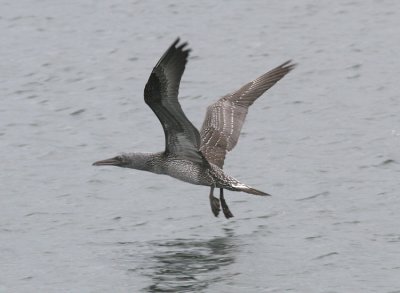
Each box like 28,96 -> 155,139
124,152 -> 163,173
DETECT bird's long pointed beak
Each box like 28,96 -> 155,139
92,157 -> 119,166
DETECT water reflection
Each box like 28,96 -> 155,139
142,228 -> 237,292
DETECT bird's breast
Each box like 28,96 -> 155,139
163,159 -> 214,186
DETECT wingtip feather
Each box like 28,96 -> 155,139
172,37 -> 180,46
280,60 -> 297,71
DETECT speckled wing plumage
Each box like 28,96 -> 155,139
200,61 -> 296,168
144,39 -> 204,163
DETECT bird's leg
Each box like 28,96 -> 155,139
209,186 -> 220,217
220,188 -> 234,219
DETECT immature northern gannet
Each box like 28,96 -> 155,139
93,39 -> 295,218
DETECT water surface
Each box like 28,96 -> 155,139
1,0 -> 400,292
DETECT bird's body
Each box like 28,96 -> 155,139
111,151 -> 264,193
93,39 -> 295,218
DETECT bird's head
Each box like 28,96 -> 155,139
92,152 -> 154,171
92,154 -> 130,168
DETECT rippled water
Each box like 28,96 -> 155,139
1,0 -> 400,292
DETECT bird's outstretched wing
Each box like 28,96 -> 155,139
144,39 -> 203,162
200,61 -> 296,168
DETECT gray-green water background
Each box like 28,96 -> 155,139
1,0 -> 400,292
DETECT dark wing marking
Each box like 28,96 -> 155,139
144,38 -> 203,162
200,61 -> 296,168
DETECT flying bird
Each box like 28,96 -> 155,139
93,39 -> 295,218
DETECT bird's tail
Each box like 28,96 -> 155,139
231,182 -> 271,196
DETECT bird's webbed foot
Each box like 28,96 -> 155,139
209,186 -> 220,217
220,188 -> 234,219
